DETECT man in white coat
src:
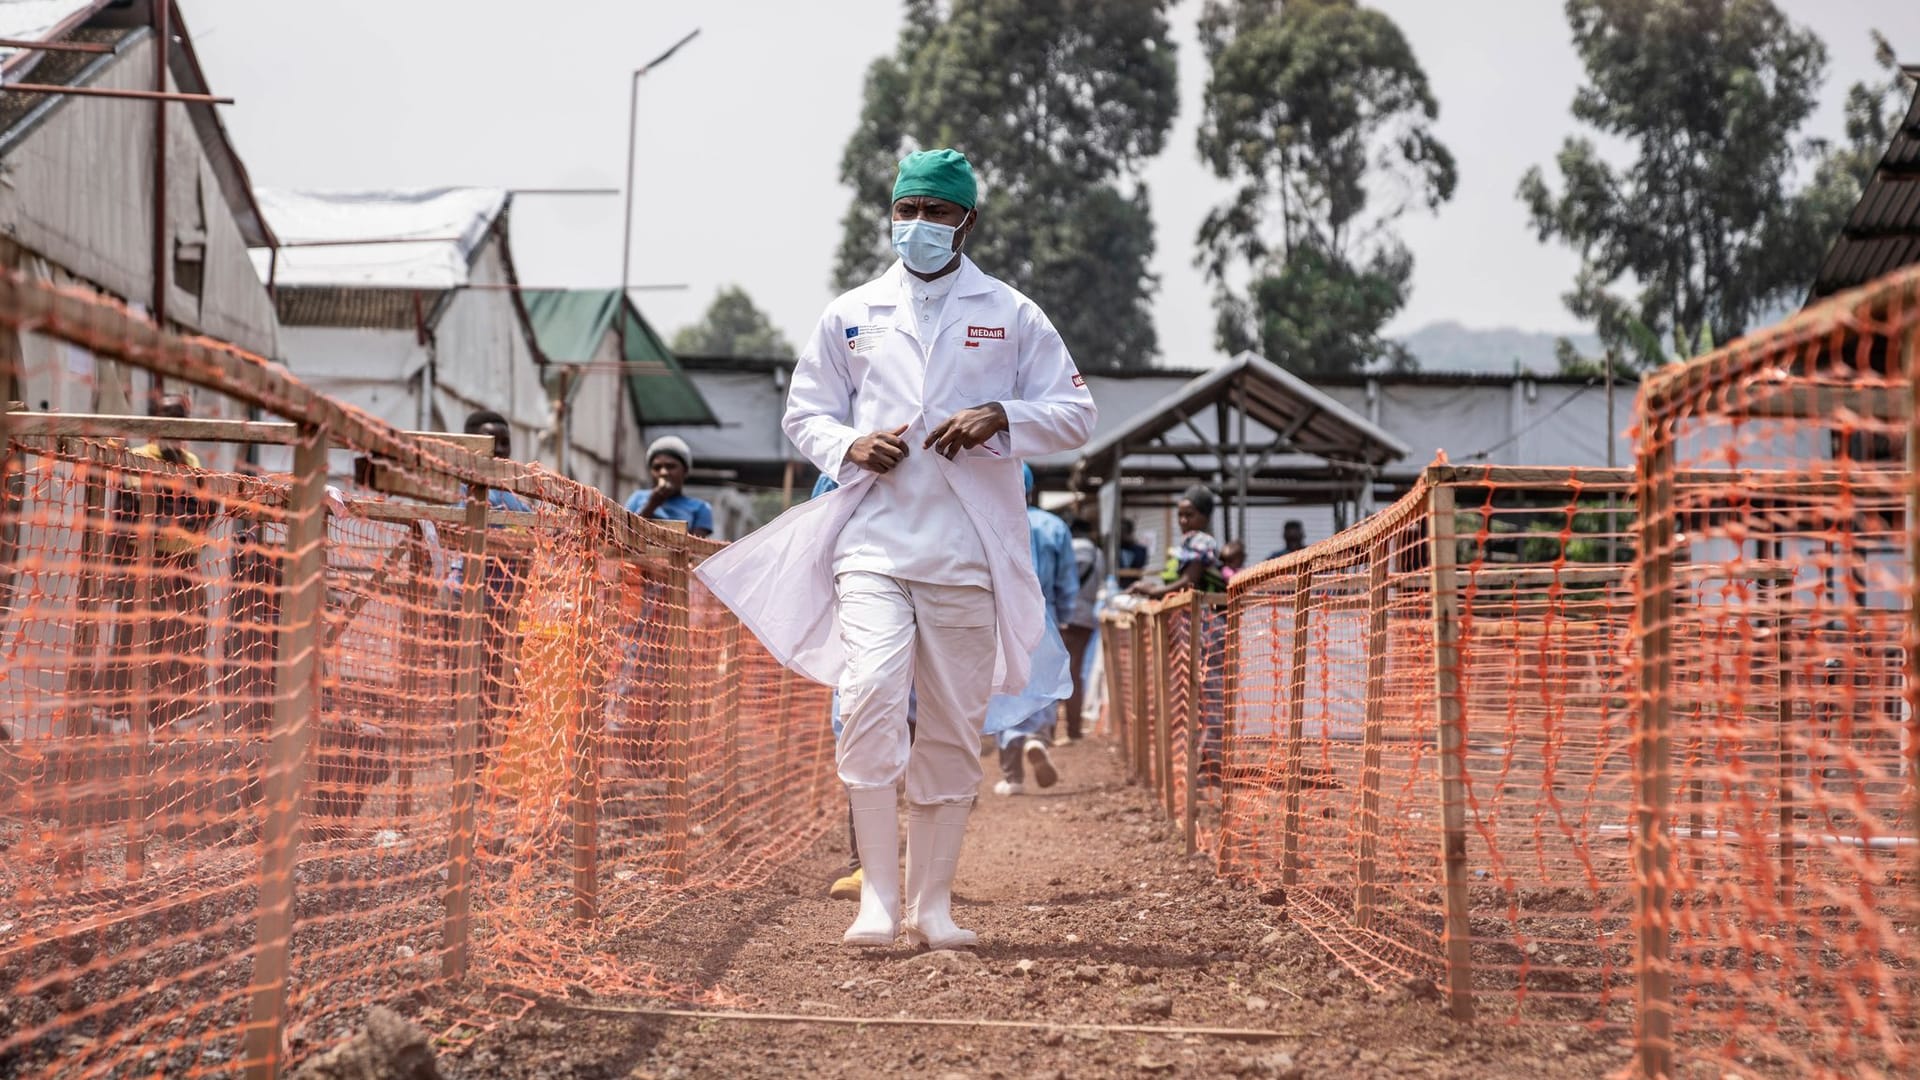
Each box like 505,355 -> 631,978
695,148 -> 1096,948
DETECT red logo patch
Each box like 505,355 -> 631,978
1071,373 -> 1086,387
963,340 -> 980,348
966,325 -> 1006,340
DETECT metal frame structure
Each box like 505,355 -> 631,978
1071,351 -> 1408,563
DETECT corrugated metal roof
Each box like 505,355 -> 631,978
520,288 -> 718,427
0,0 -> 104,73
274,286 -> 443,330
1810,83 -> 1920,300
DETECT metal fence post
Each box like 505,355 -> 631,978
243,423 -> 329,1080
1428,482 -> 1475,1022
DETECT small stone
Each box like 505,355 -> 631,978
1244,995 -> 1270,1012
1133,1054 -> 1174,1072
838,980 -> 858,991
1041,1027 -> 1066,1047
909,949 -> 982,975
1399,976 -> 1441,1003
1551,1042 -> 1570,1055
1073,965 -> 1103,984
1523,941 -> 1542,956
1257,887 -> 1287,907
1132,994 -> 1174,1018
393,945 -> 415,961
1014,959 -> 1039,978
1258,930 -> 1286,948
1065,933 -> 1082,944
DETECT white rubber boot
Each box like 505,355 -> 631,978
842,786 -> 900,947
901,801 -> 977,949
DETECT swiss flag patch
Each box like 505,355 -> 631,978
1071,373 -> 1086,387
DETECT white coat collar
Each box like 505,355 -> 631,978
856,257 -> 995,309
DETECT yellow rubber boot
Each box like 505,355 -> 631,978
829,866 -> 863,901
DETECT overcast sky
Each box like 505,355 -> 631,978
188,0 -> 1920,368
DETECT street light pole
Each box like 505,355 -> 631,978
619,27 -> 701,306
614,26 -> 698,495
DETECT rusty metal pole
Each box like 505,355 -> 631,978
151,0 -> 170,340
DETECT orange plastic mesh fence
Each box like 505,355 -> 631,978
1630,266 -> 1920,1077
0,273 -> 836,1078
1103,470 -> 1643,1028
1100,265 -> 1920,1077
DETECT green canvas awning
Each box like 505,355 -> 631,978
521,288 -> 719,426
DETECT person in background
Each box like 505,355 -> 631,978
1060,517 -> 1104,742
1265,519 -> 1306,562
612,436 -> 714,773
625,435 -> 713,538
1117,518 -> 1149,573
454,410 -> 533,756
992,464 -> 1075,795
109,392 -> 213,731
1129,486 -> 1228,781
1220,539 -> 1247,582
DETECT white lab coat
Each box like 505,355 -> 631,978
695,257 -> 1097,694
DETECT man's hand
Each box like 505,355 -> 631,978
847,424 -> 912,474
924,403 -> 1008,459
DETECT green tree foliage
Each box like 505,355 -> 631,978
1797,32 -> 1917,253
1196,0 -> 1456,375
833,0 -> 1178,370
670,285 -> 795,358
1519,0 -> 1841,371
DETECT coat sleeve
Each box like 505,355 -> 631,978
783,311 -> 865,483
1001,305 -> 1097,458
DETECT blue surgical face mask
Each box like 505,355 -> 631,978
891,214 -> 969,274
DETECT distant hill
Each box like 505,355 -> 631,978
1396,321 -> 1601,375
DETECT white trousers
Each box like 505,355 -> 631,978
835,571 -> 995,804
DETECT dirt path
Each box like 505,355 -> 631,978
449,739 -> 1625,1079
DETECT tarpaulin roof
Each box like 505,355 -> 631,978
249,188 -> 508,289
521,288 -> 718,427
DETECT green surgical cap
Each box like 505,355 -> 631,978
892,148 -> 977,210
